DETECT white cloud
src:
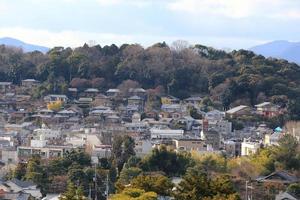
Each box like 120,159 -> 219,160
167,0 -> 300,19
97,0 -> 154,7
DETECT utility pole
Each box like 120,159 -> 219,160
94,164 -> 97,200
106,172 -> 109,200
245,181 -> 248,200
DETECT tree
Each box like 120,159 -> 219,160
140,146 -> 193,176
117,79 -> 140,97
131,175 -> 174,197
13,162 -> 27,180
110,188 -> 157,200
117,167 -> 142,186
47,100 -> 63,112
287,183 -> 300,197
59,182 -> 87,200
175,165 -> 240,200
274,134 -> 300,170
112,135 -> 136,173
25,155 -> 49,195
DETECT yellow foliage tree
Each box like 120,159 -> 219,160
47,100 -> 63,112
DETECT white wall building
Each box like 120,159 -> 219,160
241,139 -> 261,156
150,128 -> 184,139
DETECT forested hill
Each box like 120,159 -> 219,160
1,42 -> 300,118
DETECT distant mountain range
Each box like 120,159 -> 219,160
250,40 -> 300,64
0,37 -> 49,53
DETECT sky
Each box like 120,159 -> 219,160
0,0 -> 300,49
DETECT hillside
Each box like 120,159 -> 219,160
250,40 -> 300,63
0,37 -> 49,53
0,42 -> 300,119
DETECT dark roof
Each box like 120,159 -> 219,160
2,192 -> 31,200
10,178 -> 35,188
256,171 -> 299,184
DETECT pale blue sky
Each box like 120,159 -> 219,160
0,0 -> 300,49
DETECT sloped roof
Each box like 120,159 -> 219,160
9,178 -> 36,188
226,105 -> 249,114
256,171 -> 298,183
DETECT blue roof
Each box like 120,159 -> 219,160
274,127 -> 282,132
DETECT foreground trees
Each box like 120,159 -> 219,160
175,166 -> 240,200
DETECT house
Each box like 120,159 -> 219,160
150,128 -> 184,139
161,104 -> 182,113
256,171 -> 299,185
17,145 -> 74,161
135,140 -> 152,157
224,139 -> 242,157
67,88 -> 78,99
0,82 -> 13,93
1,149 -> 18,164
0,178 -> 42,199
226,105 -> 251,118
161,95 -> 180,105
91,145 -> 112,164
184,96 -> 202,105
173,138 -> 206,152
255,102 -> 281,118
205,110 -> 225,121
93,94 -> 112,107
106,89 -> 120,97
125,122 -> 149,133
76,97 -> 93,108
44,94 -> 68,103
0,191 -> 34,200
129,88 -> 146,98
201,129 -> 221,150
264,127 -> 283,146
241,138 -> 261,156
276,191 -> 299,200
21,79 -> 40,88
84,88 -> 99,97
128,96 -> 144,112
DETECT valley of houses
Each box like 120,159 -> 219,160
0,80 -> 299,200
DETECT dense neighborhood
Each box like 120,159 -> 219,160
0,78 -> 299,200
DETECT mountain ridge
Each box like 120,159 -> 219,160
0,37 -> 49,53
250,40 -> 300,63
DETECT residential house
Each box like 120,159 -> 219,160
161,95 -> 180,105
67,88 -> 78,99
21,79 -> 40,88
276,191 -> 299,200
84,88 -> 99,98
183,96 -> 202,105
173,138 -> 206,152
0,82 -> 13,93
125,122 -> 149,133
255,102 -> 281,118
106,89 -> 120,97
150,128 -> 184,139
201,129 -> 221,151
224,139 -> 242,157
205,110 -> 225,121
44,94 -> 68,103
241,138 -> 261,156
226,105 -> 251,118
91,145 -> 112,164
17,145 -> 74,161
0,178 -> 42,199
129,88 -> 146,98
128,96 -> 144,112
93,94 -> 112,107
135,140 -> 152,157
256,171 -> 299,185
